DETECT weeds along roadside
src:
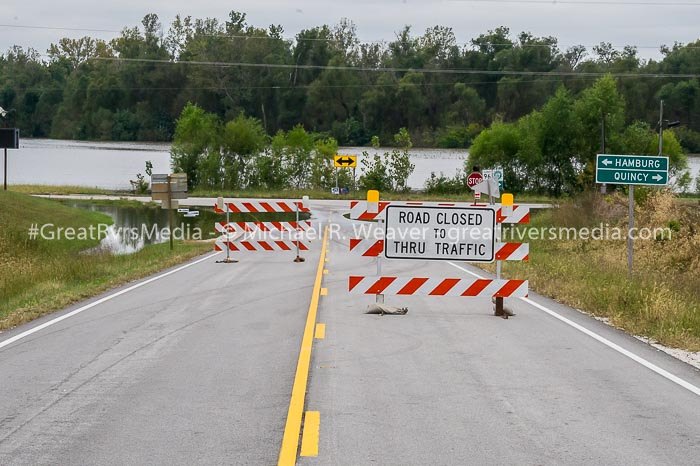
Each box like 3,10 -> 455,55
0,191 -> 211,331
489,190 -> 700,352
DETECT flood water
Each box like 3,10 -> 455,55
60,200 -> 220,254
2,138 -> 699,191
61,200 -> 303,254
4,139 -> 467,191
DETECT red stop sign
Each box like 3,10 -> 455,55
467,172 -> 484,189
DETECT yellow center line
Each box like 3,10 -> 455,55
314,323 -> 326,340
278,226 -> 329,466
300,411 -> 320,457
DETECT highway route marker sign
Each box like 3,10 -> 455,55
334,154 -> 357,168
383,205 -> 496,262
595,154 -> 669,186
482,168 -> 504,189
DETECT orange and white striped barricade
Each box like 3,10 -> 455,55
213,198 -> 312,262
215,220 -> 313,235
349,239 -> 529,262
496,205 -> 530,224
215,237 -> 310,252
495,242 -> 529,261
214,200 -> 310,214
349,276 -> 528,298
350,200 -> 530,225
346,201 -> 531,314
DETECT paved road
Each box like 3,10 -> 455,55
0,247 -> 321,465
1,201 -> 699,465
303,209 -> 700,465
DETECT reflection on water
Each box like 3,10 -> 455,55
62,201 -> 221,255
63,200 -> 303,255
98,224 -> 146,255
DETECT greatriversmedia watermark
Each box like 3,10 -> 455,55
28,223 -> 203,241
28,221 -> 673,243
232,222 -> 674,243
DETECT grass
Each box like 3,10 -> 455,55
8,184 -> 117,195
0,191 -> 212,331
489,191 -> 700,352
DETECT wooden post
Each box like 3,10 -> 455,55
167,175 -> 173,251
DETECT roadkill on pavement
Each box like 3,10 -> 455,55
365,304 -> 409,316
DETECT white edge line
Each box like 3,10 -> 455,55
447,261 -> 700,398
0,251 -> 221,351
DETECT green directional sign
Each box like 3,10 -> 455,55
596,154 -> 669,186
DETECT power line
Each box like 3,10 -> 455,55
16,75 -> 605,93
0,24 -> 121,34
89,56 -> 700,79
0,23 -> 336,42
2,22 -> 698,51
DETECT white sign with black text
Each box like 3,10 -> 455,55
384,205 -> 496,262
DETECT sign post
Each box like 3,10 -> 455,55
595,154 -> 669,276
293,196 -> 310,263
333,155 -> 357,195
151,173 -> 188,251
0,128 -> 20,191
467,171 -> 484,204
367,190 -> 383,303
216,197 -> 237,263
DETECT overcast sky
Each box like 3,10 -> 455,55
2,1 -> 700,61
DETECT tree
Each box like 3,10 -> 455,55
171,103 -> 220,189
538,87 -> 585,195
573,75 -> 626,166
220,114 -> 267,188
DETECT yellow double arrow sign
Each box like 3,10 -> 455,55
333,154 -> 357,168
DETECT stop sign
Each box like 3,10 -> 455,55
467,172 -> 484,190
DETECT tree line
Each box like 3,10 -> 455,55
170,103 -> 414,192
1,11 -> 700,152
468,76 -> 690,196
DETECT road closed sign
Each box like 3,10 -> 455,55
384,205 -> 496,262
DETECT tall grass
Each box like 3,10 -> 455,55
496,190 -> 700,351
0,192 -> 211,330
9,184 -> 114,195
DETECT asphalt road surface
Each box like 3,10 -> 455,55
1,201 -> 699,465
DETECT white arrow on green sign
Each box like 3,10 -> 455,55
595,154 -> 669,186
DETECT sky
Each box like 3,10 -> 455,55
2,0 -> 700,61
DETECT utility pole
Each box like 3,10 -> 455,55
600,112 -> 607,194
659,99 -> 664,156
601,111 -> 607,155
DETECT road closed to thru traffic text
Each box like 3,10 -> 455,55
384,205 -> 496,262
